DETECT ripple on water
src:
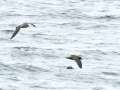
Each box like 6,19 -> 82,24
0,62 -> 50,74
13,46 -> 38,51
40,49 -> 61,59
14,64 -> 50,73
102,71 -> 119,76
11,46 -> 40,57
92,87 -> 104,90
94,15 -> 120,20
0,63 -> 17,73
81,49 -> 108,61
0,37 -> 9,41
0,30 -> 13,34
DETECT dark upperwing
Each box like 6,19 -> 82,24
10,26 -> 21,39
75,59 -> 82,68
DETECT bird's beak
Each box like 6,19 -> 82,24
31,24 -> 36,27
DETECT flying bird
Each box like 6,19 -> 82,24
66,55 -> 82,68
10,23 -> 36,39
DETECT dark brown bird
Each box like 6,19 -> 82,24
10,23 -> 36,39
66,55 -> 82,68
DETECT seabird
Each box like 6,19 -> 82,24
66,55 -> 82,68
10,23 -> 36,39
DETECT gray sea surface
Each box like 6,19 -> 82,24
0,0 -> 120,90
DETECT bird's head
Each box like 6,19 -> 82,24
30,23 -> 36,27
66,55 -> 82,60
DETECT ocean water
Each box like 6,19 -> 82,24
0,0 -> 120,90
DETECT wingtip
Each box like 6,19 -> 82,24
10,36 -> 12,39
10,35 -> 14,40
76,59 -> 82,69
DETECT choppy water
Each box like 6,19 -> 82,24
0,0 -> 120,90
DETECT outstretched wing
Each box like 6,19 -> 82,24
75,59 -> 82,68
10,26 -> 21,39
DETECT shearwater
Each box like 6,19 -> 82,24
66,55 -> 82,69
10,23 -> 36,39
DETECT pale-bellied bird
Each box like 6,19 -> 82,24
66,55 -> 82,68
